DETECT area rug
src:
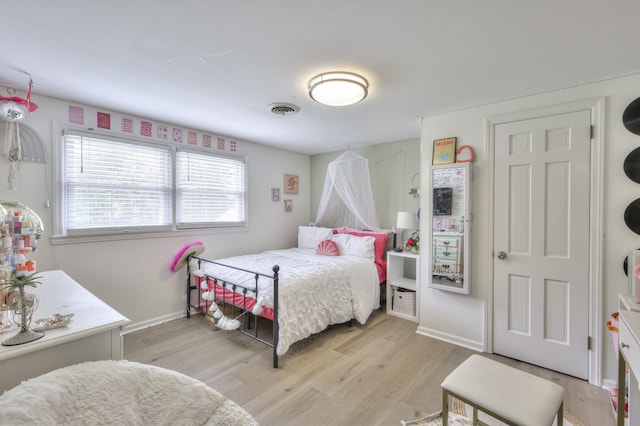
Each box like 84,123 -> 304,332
401,399 -> 583,426
0,360 -> 258,425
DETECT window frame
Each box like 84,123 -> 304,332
52,124 -> 248,243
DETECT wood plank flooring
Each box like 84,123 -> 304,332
124,308 -> 614,426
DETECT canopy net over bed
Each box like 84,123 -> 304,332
314,150 -> 380,231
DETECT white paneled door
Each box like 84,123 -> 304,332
493,110 -> 591,379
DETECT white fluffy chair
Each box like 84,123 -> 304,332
0,360 -> 258,426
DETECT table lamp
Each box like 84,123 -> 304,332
394,211 -> 416,252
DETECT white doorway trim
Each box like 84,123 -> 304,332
484,98 -> 605,386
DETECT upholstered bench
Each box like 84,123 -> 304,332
441,354 -> 565,426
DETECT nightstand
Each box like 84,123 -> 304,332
386,250 -> 419,322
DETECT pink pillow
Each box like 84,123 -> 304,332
335,227 -> 389,282
316,239 -> 340,256
336,227 -> 388,264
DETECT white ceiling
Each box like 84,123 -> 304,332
2,1 -> 640,155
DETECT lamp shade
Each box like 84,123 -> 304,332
396,211 -> 416,230
308,71 -> 368,106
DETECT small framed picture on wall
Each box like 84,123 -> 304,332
271,188 -> 280,201
284,174 -> 299,194
284,199 -> 293,212
433,137 -> 457,165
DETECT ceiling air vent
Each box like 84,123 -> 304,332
269,103 -> 299,116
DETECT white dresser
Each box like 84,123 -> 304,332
617,310 -> 640,425
0,270 -> 130,391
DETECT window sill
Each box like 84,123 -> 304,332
50,226 -> 248,245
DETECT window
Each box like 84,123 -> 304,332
176,149 -> 246,228
60,130 -> 246,236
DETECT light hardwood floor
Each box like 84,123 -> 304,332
124,308 -> 614,426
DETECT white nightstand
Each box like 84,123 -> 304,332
386,250 -> 419,322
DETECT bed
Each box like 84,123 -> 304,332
186,225 -> 390,368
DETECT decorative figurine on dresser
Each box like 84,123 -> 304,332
0,201 -> 46,345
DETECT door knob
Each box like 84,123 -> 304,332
496,251 -> 507,260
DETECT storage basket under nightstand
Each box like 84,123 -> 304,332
392,288 -> 416,316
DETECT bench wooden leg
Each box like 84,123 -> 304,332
442,389 -> 449,426
557,401 -> 563,426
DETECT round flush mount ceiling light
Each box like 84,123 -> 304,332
308,71 -> 369,106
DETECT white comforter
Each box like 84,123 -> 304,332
201,248 -> 380,355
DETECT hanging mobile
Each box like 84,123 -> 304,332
1,76 -> 38,190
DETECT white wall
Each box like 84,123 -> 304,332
0,92 -> 310,329
418,72 -> 640,385
310,138 -> 420,231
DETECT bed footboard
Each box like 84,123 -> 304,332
185,256 -> 280,368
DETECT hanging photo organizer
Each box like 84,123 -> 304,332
623,96 -> 640,281
624,97 -> 640,238
429,162 -> 472,294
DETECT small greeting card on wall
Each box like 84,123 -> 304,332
122,117 -> 133,133
69,105 -> 84,124
284,174 -> 299,194
157,125 -> 169,140
97,112 -> 111,129
173,127 -> 183,143
188,131 -> 197,145
433,137 -> 457,165
140,120 -> 152,137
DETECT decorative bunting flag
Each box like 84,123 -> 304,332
202,134 -> 212,148
217,137 -> 225,150
230,140 -> 237,152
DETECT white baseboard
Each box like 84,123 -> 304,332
416,325 -> 484,352
121,310 -> 185,335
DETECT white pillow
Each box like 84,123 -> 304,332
297,226 -> 334,249
331,233 -> 375,260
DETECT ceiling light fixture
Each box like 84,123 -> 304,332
308,71 -> 369,107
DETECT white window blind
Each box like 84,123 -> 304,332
63,132 -> 172,233
176,149 -> 246,228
